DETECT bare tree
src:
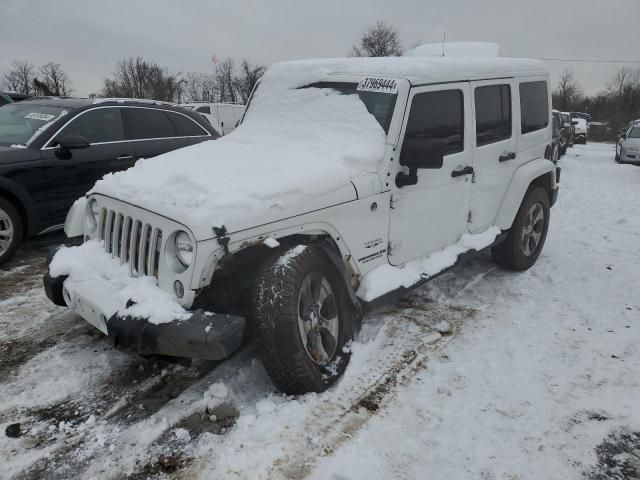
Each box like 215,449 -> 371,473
182,72 -> 218,103
234,59 -> 266,103
215,58 -> 238,103
101,57 -> 182,101
350,21 -> 403,57
606,67 -> 636,113
37,62 -> 73,96
553,69 -> 583,111
1,60 -> 36,95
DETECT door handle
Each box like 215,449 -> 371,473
451,166 -> 474,178
115,155 -> 135,161
499,152 -> 517,162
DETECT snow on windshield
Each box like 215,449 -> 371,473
92,77 -> 387,228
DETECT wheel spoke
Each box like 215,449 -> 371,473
307,329 -> 331,364
532,205 -> 544,227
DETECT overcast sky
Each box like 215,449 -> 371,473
2,0 -> 638,97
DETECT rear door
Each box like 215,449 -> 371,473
41,107 -> 134,223
124,107 -> 211,159
388,83 -> 473,265
468,79 -> 517,232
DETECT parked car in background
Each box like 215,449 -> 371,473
616,122 -> 640,164
572,117 -> 587,144
558,111 -> 573,154
180,102 -> 245,135
0,92 -> 31,107
0,97 -> 218,265
551,110 -> 561,161
571,111 -> 591,123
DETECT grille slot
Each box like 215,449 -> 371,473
98,209 -> 162,280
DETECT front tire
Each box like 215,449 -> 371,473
492,187 -> 550,271
0,198 -> 23,267
252,245 -> 355,394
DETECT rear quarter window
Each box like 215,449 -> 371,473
166,111 -> 209,137
519,81 -> 549,134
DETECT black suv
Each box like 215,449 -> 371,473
0,98 -> 218,265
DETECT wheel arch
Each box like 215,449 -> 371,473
494,159 -> 556,230
194,224 -> 361,314
0,179 -> 37,238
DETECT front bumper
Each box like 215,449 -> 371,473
43,270 -> 245,361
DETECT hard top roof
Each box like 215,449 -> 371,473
264,56 -> 548,90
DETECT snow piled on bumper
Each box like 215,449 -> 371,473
50,240 -> 189,325
357,226 -> 500,301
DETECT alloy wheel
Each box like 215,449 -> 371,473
0,207 -> 15,254
521,202 -> 544,257
297,272 -> 339,365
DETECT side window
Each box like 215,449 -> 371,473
125,108 -> 177,140
475,84 -> 511,146
166,111 -> 209,137
196,106 -> 211,114
59,108 -> 125,144
519,81 -> 549,134
401,89 -> 464,167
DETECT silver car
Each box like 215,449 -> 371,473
617,122 -> 640,164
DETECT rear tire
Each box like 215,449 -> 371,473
492,187 -> 550,271
0,198 -> 23,267
252,245 -> 355,394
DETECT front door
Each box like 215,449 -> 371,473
468,79 -> 517,232
388,83 -> 473,266
41,107 -> 135,224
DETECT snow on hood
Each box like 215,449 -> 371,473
91,70 -> 387,236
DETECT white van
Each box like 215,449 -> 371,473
181,102 -> 245,136
47,54 -> 558,394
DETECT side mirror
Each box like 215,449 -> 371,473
396,139 -> 445,188
56,134 -> 90,151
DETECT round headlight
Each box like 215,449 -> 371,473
86,199 -> 99,232
175,231 -> 193,267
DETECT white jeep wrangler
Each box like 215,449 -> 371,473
45,56 -> 559,394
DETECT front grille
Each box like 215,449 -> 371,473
98,208 -> 162,279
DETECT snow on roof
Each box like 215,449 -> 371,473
91,54 -> 546,235
405,42 -> 504,58
261,55 -> 546,90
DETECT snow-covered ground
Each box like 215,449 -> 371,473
0,143 -> 638,480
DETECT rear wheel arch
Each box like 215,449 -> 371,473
494,161 -> 556,230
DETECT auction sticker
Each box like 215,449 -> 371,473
25,113 -> 56,121
357,77 -> 399,94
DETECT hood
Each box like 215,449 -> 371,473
91,85 -> 387,240
0,144 -> 39,165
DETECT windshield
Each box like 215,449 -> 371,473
303,82 -> 397,134
0,103 -> 68,146
629,127 -> 640,138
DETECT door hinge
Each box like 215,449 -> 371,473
390,193 -> 404,210
467,211 -> 473,223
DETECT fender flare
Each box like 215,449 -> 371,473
0,177 -> 39,236
197,222 -> 360,293
494,159 -> 556,230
